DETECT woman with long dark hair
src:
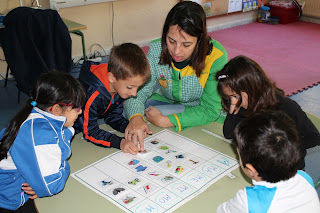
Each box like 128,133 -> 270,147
124,1 -> 228,149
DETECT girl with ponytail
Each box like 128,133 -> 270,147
0,71 -> 86,212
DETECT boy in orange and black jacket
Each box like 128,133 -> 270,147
75,43 -> 151,155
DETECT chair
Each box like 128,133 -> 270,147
0,7 -> 72,102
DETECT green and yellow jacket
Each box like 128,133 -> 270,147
124,38 -> 228,131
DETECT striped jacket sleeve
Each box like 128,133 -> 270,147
82,91 -> 124,149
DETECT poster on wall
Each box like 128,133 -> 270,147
242,0 -> 258,12
183,0 -> 214,17
228,0 -> 242,13
182,0 -> 229,17
203,1 -> 212,16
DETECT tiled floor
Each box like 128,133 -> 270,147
289,85 -> 320,196
289,84 -> 320,196
289,85 -> 320,119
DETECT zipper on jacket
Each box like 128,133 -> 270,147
178,72 -> 182,102
102,94 -> 115,115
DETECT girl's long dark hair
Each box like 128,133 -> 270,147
159,1 -> 212,77
0,71 -> 86,160
215,55 -> 285,116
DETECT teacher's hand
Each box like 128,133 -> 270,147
145,106 -> 174,128
125,115 -> 152,151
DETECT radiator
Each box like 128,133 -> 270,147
302,0 -> 320,18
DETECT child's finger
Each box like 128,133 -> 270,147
229,104 -> 236,114
22,186 -> 34,192
28,194 -> 38,199
127,133 -> 137,143
24,190 -> 36,195
145,125 -> 152,135
139,138 -> 145,151
21,183 -> 36,195
23,189 -> 36,195
127,142 -> 139,155
132,134 -> 138,146
22,186 -> 39,199
233,107 -> 241,115
124,129 -> 129,140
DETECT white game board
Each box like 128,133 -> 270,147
72,129 -> 239,213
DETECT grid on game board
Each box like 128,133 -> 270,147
72,130 -> 239,213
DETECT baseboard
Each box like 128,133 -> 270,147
135,17 -> 257,47
136,40 -> 152,49
207,17 -> 257,32
300,16 -> 320,24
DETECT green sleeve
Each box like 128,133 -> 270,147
124,40 -> 159,119
168,45 -> 228,131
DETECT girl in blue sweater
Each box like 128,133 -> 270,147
0,72 -> 86,212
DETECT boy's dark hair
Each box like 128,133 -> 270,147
215,55 -> 285,116
0,71 -> 86,160
159,1 -> 213,77
108,43 -> 151,82
233,111 -> 301,183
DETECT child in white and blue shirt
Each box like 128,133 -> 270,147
217,111 -> 320,213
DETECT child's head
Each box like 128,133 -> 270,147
0,71 -> 86,160
233,111 -> 300,183
32,72 -> 86,127
216,55 -> 284,115
108,43 -> 151,99
159,1 -> 212,77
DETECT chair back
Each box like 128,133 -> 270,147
0,7 -> 72,95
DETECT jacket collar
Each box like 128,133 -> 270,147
90,63 -> 110,91
32,107 -> 66,127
